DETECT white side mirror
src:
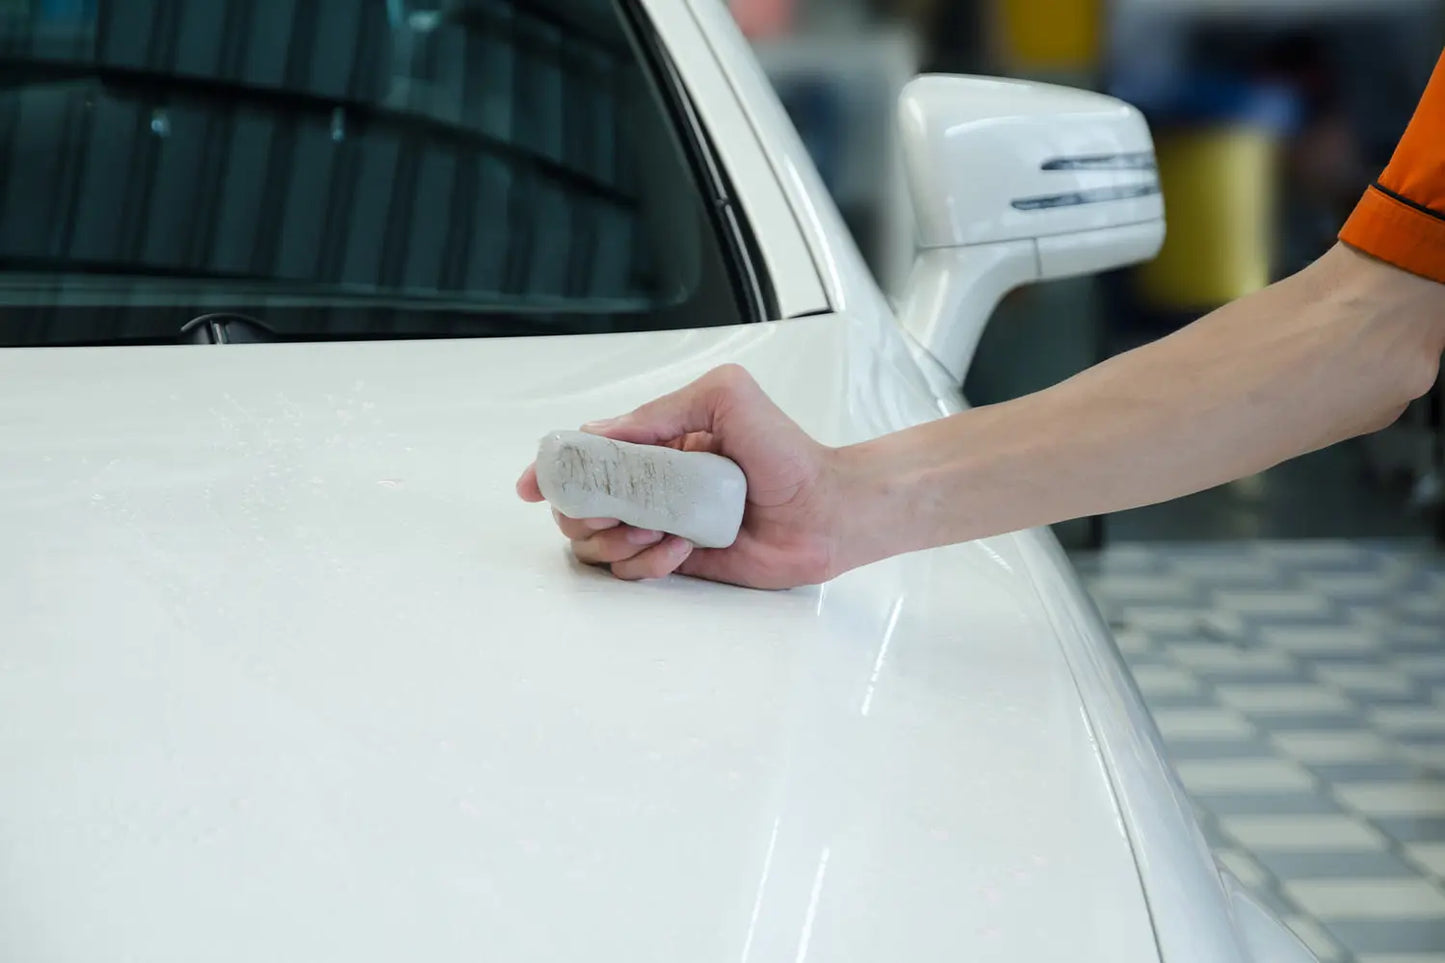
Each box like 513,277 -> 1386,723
897,75 -> 1166,382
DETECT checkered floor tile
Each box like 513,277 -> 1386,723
1072,539 -> 1445,963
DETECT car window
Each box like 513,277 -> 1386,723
0,0 -> 756,346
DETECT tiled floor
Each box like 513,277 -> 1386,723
1072,539 -> 1445,963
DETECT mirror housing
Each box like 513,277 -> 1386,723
897,75 -> 1165,382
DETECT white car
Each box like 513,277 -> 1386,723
2,2 -> 1313,961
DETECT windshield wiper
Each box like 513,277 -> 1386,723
5,311 -> 657,348
180,312 -> 277,344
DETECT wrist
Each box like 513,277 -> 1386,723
819,442 -> 886,577
822,431 -> 940,575
1315,242 -> 1445,394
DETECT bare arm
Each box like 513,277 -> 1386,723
519,243 -> 1445,588
834,243 -> 1445,571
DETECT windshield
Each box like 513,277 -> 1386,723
0,0 -> 755,346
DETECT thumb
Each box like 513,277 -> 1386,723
677,547 -> 738,585
580,364 -> 750,447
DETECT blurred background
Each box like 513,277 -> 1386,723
732,0 -> 1445,549
730,2 -> 1445,962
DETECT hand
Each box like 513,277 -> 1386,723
516,364 -> 844,589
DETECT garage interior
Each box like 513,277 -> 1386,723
747,0 -> 1445,960
2,0 -> 1441,958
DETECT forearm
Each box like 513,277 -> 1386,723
837,244 -> 1445,567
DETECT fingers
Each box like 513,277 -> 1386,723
521,364 -> 764,586
522,364 -> 750,501
609,535 -> 693,581
677,546 -> 727,584
580,364 -> 758,447
552,508 -> 620,541
519,474 -> 627,542
568,524 -> 693,581
571,524 -> 666,567
515,464 -> 543,502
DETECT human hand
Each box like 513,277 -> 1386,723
516,364 -> 843,589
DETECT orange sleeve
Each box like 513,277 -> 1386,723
1339,50 -> 1445,284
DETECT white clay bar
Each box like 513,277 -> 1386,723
534,430 -> 747,549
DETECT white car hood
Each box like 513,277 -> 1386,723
0,318 -> 1157,962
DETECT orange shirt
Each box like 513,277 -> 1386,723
1340,51 -> 1445,283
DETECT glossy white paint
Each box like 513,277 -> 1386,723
1223,871 -> 1323,963
898,241 -> 1039,382
894,73 -> 1165,381
1037,220 -> 1168,281
4,321 -> 1155,963
898,75 -> 1164,249
0,3 -> 1314,962
1013,532 -> 1261,963
1017,523 -> 1327,963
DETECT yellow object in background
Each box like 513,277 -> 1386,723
995,0 -> 1103,73
1136,127 -> 1280,310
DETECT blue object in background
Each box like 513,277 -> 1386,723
1114,67 -> 1304,136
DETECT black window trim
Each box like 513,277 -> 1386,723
614,0 -> 776,324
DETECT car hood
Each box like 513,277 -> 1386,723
0,318 -> 1157,962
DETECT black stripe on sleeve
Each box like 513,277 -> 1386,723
1371,180 -> 1445,223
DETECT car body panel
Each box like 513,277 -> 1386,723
2,318 -> 1157,962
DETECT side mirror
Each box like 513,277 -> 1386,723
897,75 -> 1165,382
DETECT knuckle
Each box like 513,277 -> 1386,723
603,529 -> 654,564
616,555 -> 665,582
558,521 -> 589,540
555,510 -> 617,540
708,363 -> 754,394
611,562 -> 646,582
601,544 -> 638,565
638,562 -> 669,581
579,537 -> 620,565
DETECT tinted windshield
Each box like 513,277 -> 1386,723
0,0 -> 755,346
